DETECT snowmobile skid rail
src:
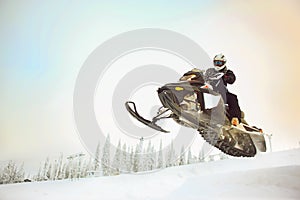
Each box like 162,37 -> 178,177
125,101 -> 170,133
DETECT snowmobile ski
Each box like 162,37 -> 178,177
125,101 -> 169,133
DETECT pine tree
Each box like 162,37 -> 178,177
112,140 -> 122,175
127,147 -> 134,172
157,140 -> 164,169
208,154 -> 215,162
145,141 -> 155,171
65,158 -> 73,180
36,166 -> 42,181
47,163 -> 52,180
0,167 -> 2,184
16,162 -> 25,183
61,162 -> 68,180
133,137 -> 144,172
139,138 -> 145,171
82,157 -> 93,178
179,146 -> 186,166
52,160 -> 58,180
166,141 -> 175,167
1,161 -> 15,184
151,146 -> 157,170
187,147 -> 193,164
220,152 -> 228,160
101,134 -> 111,176
56,153 -> 64,180
198,146 -> 205,162
76,156 -> 83,179
1,161 -> 25,184
94,142 -> 101,171
133,144 -> 140,172
121,143 -> 127,172
42,157 -> 50,180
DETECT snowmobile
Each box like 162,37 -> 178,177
125,69 -> 267,157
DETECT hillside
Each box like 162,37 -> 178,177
0,149 -> 299,200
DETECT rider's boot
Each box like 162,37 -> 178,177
231,117 -> 239,126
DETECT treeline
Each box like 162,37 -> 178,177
0,137 -> 228,184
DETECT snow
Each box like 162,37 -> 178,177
1,149 -> 300,200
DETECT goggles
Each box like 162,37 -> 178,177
214,60 -> 225,66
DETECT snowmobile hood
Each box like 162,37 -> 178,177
157,81 -> 220,97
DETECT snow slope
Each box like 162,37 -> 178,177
1,149 -> 300,200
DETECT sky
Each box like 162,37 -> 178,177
1,0 -> 300,162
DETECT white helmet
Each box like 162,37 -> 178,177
213,54 -> 227,71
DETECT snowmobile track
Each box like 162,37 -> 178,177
199,128 -> 257,157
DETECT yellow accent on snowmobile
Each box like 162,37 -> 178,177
175,86 -> 184,91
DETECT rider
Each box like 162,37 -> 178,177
180,54 -> 241,126
211,54 -> 241,126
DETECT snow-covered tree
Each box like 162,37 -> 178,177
187,147 -> 193,164
64,161 -> 70,180
76,156 -> 83,179
42,157 -> 50,180
220,153 -> 228,160
151,146 -> 157,170
0,161 -> 24,184
35,166 -> 42,181
157,140 -> 164,169
1,161 -> 16,184
133,137 -> 144,172
46,163 -> 52,180
56,153 -> 64,180
82,157 -> 93,178
127,147 -> 134,172
112,140 -> 122,175
120,143 -> 128,172
52,159 -> 58,180
179,146 -> 186,166
145,141 -> 155,171
101,134 -> 111,176
94,142 -> 101,171
65,158 -> 74,180
81,160 -> 88,178
198,146 -> 205,162
208,154 -> 215,162
166,141 -> 175,167
17,163 -> 25,182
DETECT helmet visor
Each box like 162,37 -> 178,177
214,60 -> 225,67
